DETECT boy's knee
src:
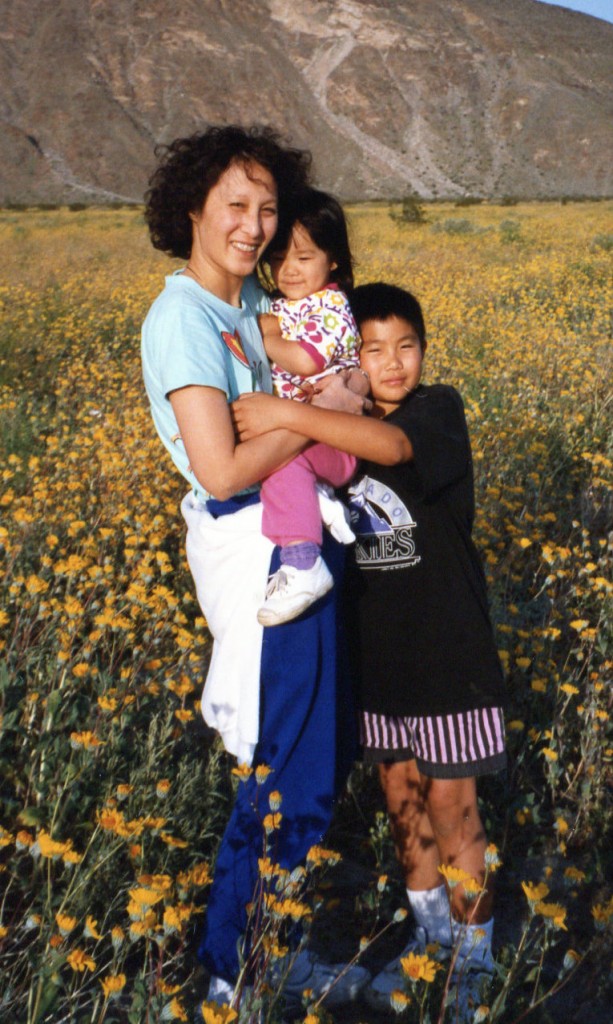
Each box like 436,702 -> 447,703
425,779 -> 479,838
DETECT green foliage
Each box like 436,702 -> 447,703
389,193 -> 427,224
431,217 -> 485,235
591,232 -> 613,251
499,218 -> 522,243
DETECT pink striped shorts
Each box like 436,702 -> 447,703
360,706 -> 506,778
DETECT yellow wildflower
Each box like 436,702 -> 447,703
100,973 -> 127,998
255,764 -> 273,784
306,845 -> 341,867
174,709 -> 193,723
158,981 -> 182,995
560,683 -> 579,696
160,832 -> 189,848
37,830 -> 71,859
161,996 -> 188,1020
569,619 -> 589,632
400,951 -> 439,982
438,864 -> 471,887
84,915 -> 103,939
55,912 -> 78,936
70,731 -> 104,750
268,790 -> 282,812
592,900 -> 613,929
484,844 -> 502,872
563,867 -> 586,884
562,949 -> 581,971
522,881 -> 550,905
463,876 -> 485,900
535,900 -> 567,930
129,887 -> 165,909
190,862 -> 212,887
198,1002 -> 238,1024
98,695 -> 118,712
263,813 -> 282,834
67,948 -> 96,972
390,989 -> 411,1012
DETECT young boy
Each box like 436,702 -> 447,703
232,282 -> 507,1018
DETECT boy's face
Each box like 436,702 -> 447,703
359,316 -> 424,416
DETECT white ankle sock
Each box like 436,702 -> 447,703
407,884 -> 452,946
451,916 -> 495,972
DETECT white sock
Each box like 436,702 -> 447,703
451,916 -> 495,973
407,885 -> 452,946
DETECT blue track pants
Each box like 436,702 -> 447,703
197,530 -> 355,981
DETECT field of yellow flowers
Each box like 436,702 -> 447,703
0,201 -> 611,1024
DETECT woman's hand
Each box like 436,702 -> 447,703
311,370 -> 372,413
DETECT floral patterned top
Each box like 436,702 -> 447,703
270,285 -> 361,400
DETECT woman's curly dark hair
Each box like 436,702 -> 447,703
144,125 -> 312,260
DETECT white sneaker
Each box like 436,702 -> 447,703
364,927 -> 450,1012
257,558 -> 334,627
280,949 -> 370,1010
205,974 -> 235,1005
449,966 -> 493,1024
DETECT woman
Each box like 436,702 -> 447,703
141,126 -> 368,1008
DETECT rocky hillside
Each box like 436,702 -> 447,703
1,0 -> 612,203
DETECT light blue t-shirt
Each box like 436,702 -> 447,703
141,272 -> 272,498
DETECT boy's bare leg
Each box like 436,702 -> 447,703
379,764 -> 492,924
378,760 -> 441,890
422,776 -> 493,924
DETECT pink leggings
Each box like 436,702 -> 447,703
260,444 -> 356,546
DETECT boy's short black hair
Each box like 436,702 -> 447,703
350,282 -> 426,349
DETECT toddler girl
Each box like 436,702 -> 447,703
256,188 -> 368,626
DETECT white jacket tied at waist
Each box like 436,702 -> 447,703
181,488 -> 355,766
181,492 -> 273,766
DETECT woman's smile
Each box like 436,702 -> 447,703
188,160 -> 278,304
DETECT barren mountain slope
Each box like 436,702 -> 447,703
1,0 -> 611,202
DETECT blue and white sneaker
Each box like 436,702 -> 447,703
277,949 -> 370,1011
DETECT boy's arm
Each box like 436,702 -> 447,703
258,313 -> 320,377
232,391 -> 413,466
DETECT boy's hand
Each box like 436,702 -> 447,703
231,393 -> 284,441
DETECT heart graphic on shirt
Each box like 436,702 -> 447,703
221,329 -> 250,369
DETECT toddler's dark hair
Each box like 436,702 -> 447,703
350,282 -> 426,349
265,188 -> 354,295
144,125 -> 312,260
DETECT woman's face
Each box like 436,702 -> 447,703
189,161 -> 278,300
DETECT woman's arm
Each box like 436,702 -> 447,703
232,391 -> 413,466
170,385 -> 310,501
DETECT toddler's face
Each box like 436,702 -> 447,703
359,316 -> 423,416
269,223 -> 336,301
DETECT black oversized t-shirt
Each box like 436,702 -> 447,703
344,384 -> 506,717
